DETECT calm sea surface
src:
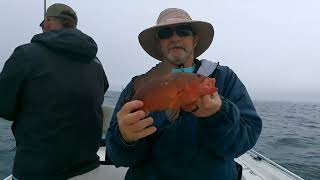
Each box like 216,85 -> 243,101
1,91 -> 319,179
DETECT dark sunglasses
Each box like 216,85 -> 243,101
157,25 -> 194,39
39,18 -> 53,29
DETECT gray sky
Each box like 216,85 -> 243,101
1,0 -> 319,102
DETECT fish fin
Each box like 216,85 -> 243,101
168,89 -> 185,109
165,109 -> 180,121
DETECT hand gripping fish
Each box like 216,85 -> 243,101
132,72 -> 217,113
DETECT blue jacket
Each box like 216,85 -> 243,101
106,60 -> 262,180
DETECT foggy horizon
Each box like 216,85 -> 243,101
1,0 -> 320,103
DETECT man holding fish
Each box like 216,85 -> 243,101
106,8 -> 262,180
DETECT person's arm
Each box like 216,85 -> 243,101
103,73 -> 109,93
106,81 -> 153,167
197,67 -> 262,158
0,46 -> 28,121
95,57 -> 109,93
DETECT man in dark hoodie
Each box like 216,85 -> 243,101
0,3 -> 108,180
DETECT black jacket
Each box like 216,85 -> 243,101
0,29 -> 108,179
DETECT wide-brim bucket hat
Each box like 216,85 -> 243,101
138,8 -> 214,61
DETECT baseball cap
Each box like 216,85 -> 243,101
39,3 -> 77,27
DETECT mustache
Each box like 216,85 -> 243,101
169,44 -> 185,51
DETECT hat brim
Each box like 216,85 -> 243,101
138,20 -> 214,61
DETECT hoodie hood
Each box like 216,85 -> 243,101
31,28 -> 98,61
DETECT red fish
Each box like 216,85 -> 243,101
132,72 -> 217,113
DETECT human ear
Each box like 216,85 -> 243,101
193,35 -> 199,48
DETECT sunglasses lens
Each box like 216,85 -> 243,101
175,25 -> 193,37
158,25 -> 194,39
39,20 -> 44,28
176,29 -> 193,37
158,28 -> 173,39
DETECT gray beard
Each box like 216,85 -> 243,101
165,54 -> 189,67
165,48 -> 194,67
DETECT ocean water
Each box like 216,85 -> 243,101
1,91 -> 319,179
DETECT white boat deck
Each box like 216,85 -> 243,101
3,106 -> 304,180
96,147 -> 305,180
235,150 -> 304,180
2,145 -> 304,180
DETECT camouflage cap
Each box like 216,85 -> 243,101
39,3 -> 77,27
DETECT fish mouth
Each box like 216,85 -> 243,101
201,78 -> 216,92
